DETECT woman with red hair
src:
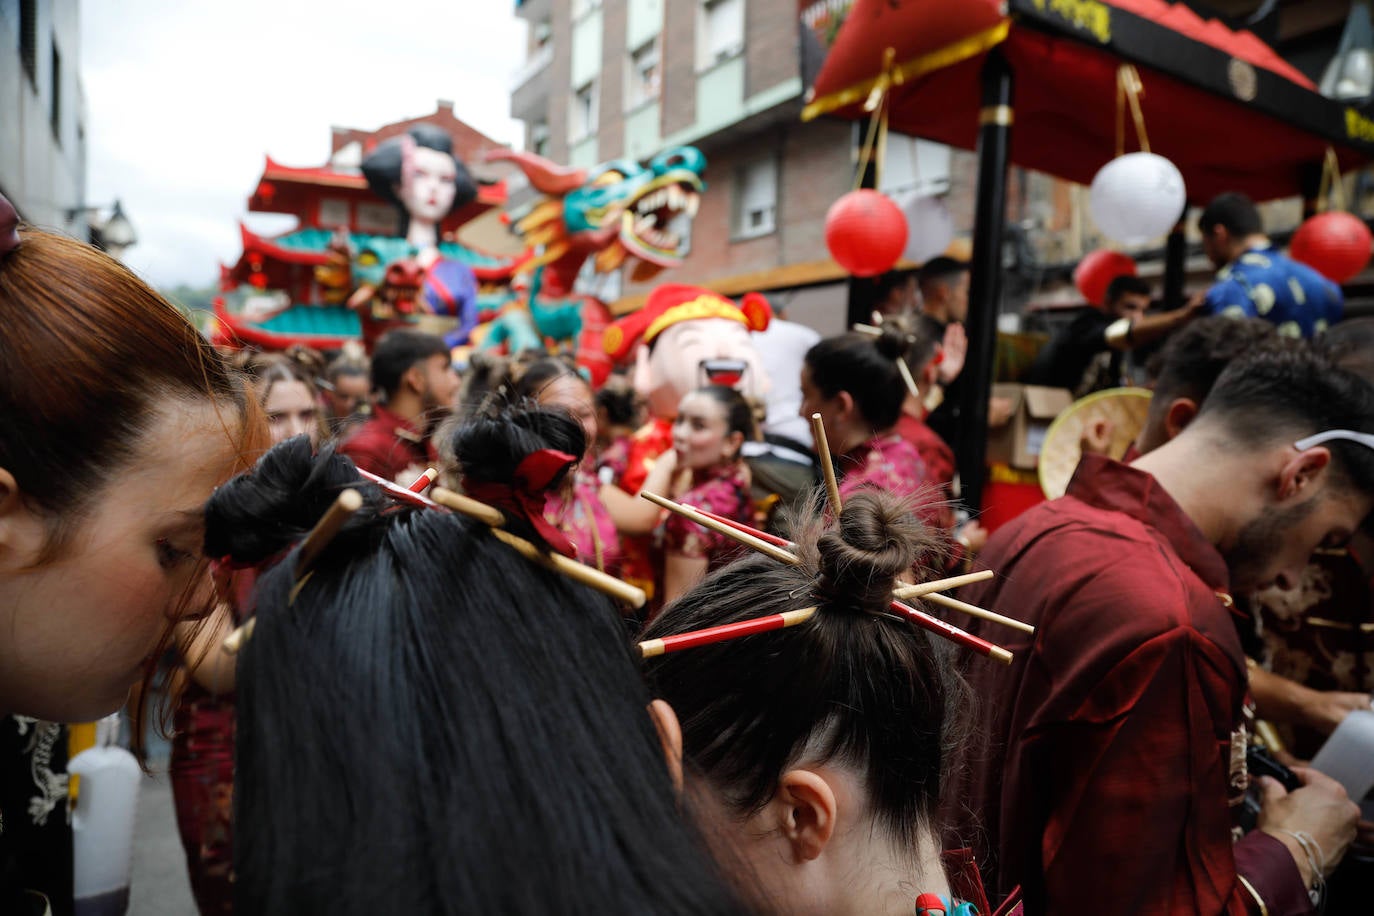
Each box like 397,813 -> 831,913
0,194 -> 264,913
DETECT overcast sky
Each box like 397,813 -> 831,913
82,1 -> 526,289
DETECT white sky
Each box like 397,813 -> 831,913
82,0 -> 527,289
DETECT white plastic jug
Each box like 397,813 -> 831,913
68,715 -> 139,916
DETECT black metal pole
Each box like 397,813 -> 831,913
1163,221 -> 1186,310
846,123 -> 880,329
957,49 -> 1013,513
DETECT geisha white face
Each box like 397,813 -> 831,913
401,146 -> 459,225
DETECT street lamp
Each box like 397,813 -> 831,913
65,199 -> 138,260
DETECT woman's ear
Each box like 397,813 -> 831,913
723,429 -> 745,461
771,769 -> 837,862
835,391 -> 858,428
0,467 -> 44,571
648,699 -> 684,792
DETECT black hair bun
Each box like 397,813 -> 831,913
205,437 -> 375,564
451,405 -> 586,489
814,490 -> 933,614
875,325 -> 913,361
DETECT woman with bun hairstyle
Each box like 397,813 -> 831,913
800,328 -> 933,504
214,409 -> 747,915
639,491 -> 980,915
0,194 -> 262,912
511,357 -> 622,575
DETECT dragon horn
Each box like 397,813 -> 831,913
485,148 -> 589,195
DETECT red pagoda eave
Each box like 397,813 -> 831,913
240,223 -> 330,265
261,155 -> 367,189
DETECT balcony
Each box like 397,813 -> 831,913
510,44 -> 553,93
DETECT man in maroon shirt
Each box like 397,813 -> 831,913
339,329 -> 458,483
950,344 -> 1371,915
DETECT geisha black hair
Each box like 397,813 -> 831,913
360,123 -> 478,237
211,422 -> 746,914
640,490 -> 968,850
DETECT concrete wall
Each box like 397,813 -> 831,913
0,0 -> 87,235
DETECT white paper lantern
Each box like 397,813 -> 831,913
1089,152 -> 1187,245
895,193 -> 956,264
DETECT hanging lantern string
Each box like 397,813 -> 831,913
1318,146 -> 1348,214
855,47 -> 901,192
1115,64 -> 1150,157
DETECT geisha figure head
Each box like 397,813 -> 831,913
361,124 -> 477,249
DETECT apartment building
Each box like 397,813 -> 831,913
510,0 -> 964,331
0,0 -> 87,236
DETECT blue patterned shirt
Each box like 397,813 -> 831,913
1203,245 -> 1342,338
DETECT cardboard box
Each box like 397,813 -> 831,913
987,384 -> 1074,470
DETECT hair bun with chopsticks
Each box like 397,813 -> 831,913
205,436 -> 380,565
814,490 -> 937,616
449,405 -> 587,549
874,324 -> 913,362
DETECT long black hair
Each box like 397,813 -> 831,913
640,490 -> 968,850
210,427 -> 746,914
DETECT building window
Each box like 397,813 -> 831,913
626,40 -> 660,110
699,0 -> 744,71
572,0 -> 603,20
531,121 -> 550,158
19,0 -> 37,88
733,157 -> 777,239
49,39 -> 61,144
319,198 -> 351,228
571,81 -> 599,142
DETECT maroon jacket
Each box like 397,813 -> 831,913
338,404 -> 437,484
948,454 -> 1312,916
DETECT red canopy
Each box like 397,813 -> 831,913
804,0 -> 1371,202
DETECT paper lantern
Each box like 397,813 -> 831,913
1074,250 -> 1138,307
895,193 -> 955,265
1089,152 -> 1186,245
825,190 -> 908,277
1290,211 -> 1372,284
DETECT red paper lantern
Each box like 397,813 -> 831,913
1074,249 -> 1137,307
1290,211 -> 1373,284
825,190 -> 908,277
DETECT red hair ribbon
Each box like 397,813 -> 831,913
464,448 -> 578,558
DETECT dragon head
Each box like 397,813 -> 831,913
488,146 -> 706,289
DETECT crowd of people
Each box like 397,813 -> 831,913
2,181 -> 1373,916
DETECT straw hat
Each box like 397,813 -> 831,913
1038,387 -> 1152,499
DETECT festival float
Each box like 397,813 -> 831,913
212,111 -> 705,383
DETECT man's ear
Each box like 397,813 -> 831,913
400,362 -> 426,396
770,769 -> 837,863
1278,445 -> 1332,502
1163,398 -> 1200,441
648,699 -> 683,793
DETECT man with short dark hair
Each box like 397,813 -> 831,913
1028,274 -> 1201,395
339,329 -> 459,484
952,342 -> 1371,915
1199,192 -> 1342,338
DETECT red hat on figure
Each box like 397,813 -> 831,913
603,284 -> 772,362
